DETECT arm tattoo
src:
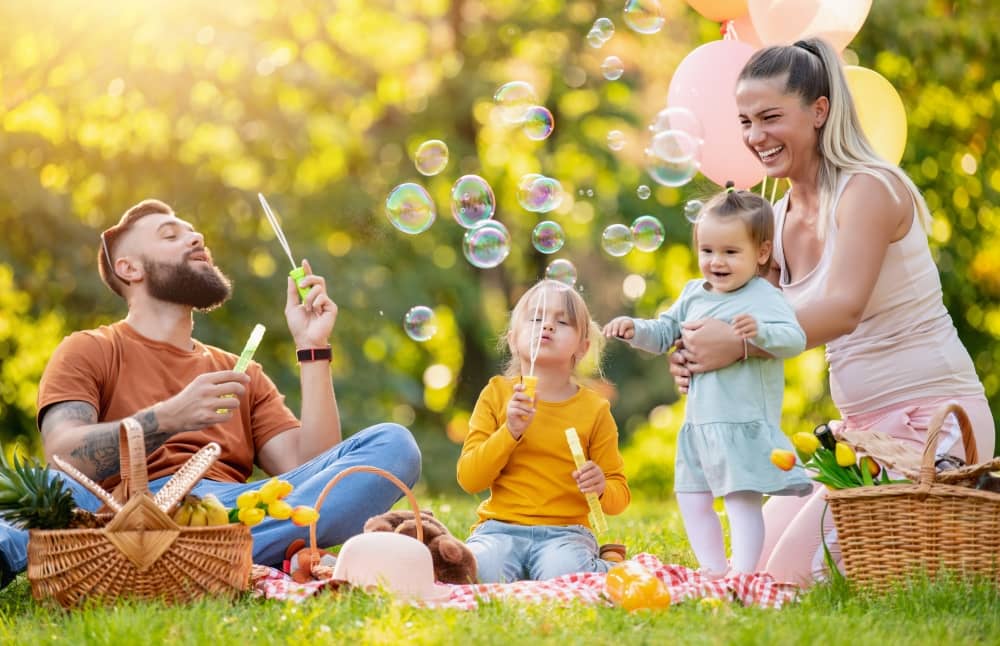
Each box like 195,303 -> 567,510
45,402 -> 173,482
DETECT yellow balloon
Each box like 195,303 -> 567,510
685,0 -> 749,22
844,65 -> 907,165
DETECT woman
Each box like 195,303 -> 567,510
669,37 -> 995,584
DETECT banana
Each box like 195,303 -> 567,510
188,504 -> 208,527
172,502 -> 194,526
202,495 -> 231,526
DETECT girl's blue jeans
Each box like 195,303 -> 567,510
465,519 -> 612,583
0,423 -> 420,575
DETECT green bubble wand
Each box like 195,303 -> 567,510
218,324 -> 266,413
565,426 -> 608,535
258,192 -> 310,301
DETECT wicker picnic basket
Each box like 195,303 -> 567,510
826,402 -> 1000,592
27,418 -> 253,607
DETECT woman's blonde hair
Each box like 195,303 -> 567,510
695,184 -> 775,272
499,279 -> 604,379
738,37 -> 931,238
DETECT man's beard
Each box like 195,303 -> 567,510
142,255 -> 233,311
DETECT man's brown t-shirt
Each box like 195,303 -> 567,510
37,321 -> 299,489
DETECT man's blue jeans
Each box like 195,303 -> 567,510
0,423 -> 420,575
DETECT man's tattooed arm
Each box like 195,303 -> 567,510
40,402 -> 173,482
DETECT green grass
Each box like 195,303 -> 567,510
1,496 -> 998,646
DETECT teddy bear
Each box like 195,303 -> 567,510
283,538 -> 338,583
363,509 -> 478,584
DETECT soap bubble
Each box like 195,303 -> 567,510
545,258 -> 578,287
645,147 -> 699,187
450,175 -> 495,228
593,17 -> 615,40
652,129 -> 701,164
636,185 -> 651,200
522,106 -> 555,141
531,220 -> 566,254
684,199 -> 704,223
650,106 -> 704,144
385,183 -> 436,235
494,81 -> 538,124
631,215 -> 665,252
413,139 -> 449,176
607,130 -> 626,151
404,306 -> 437,342
586,29 -> 605,48
518,175 -> 564,213
623,0 -> 665,35
602,224 -> 634,257
601,56 -> 624,81
463,220 -> 511,268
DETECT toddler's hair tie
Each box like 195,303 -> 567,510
725,180 -> 736,193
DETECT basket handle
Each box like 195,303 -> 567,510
919,401 -> 978,493
117,417 -> 150,501
307,465 -> 424,565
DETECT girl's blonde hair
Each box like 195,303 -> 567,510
738,37 -> 931,239
500,279 -> 604,379
694,185 -> 775,272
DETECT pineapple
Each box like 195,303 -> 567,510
0,451 -> 102,530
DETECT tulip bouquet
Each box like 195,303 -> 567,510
229,477 -> 320,527
770,424 -> 909,490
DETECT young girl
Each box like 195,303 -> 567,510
603,186 -> 811,578
457,279 -> 630,583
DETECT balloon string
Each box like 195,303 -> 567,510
770,177 -> 779,204
725,20 -> 738,41
760,175 -> 768,198
258,193 -> 298,270
528,288 -> 547,377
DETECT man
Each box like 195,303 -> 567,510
0,198 -> 420,587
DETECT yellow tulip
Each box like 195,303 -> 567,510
259,478 -> 284,505
791,432 -> 820,456
290,505 -> 320,527
860,456 -> 881,477
238,506 -> 266,526
267,499 -> 293,520
236,490 -> 261,510
770,449 -> 796,472
835,443 -> 857,467
274,479 -> 294,499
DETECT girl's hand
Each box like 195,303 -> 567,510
506,383 -> 535,440
602,317 -> 635,340
731,313 -> 758,340
574,461 -> 606,496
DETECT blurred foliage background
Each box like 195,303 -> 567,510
1,0 -> 997,495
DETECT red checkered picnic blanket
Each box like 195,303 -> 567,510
251,553 -> 800,609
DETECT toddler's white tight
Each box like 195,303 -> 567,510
676,491 -> 764,574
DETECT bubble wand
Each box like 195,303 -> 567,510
218,324 -> 266,412
521,287 -> 547,401
258,192 -> 310,301
565,427 -> 608,535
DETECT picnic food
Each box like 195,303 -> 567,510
604,561 -> 671,612
172,494 -> 231,526
0,452 -> 101,530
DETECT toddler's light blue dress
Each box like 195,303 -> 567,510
629,277 -> 812,497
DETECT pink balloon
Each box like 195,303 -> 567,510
667,39 -> 763,189
748,0 -> 872,52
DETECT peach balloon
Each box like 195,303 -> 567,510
748,0 -> 872,52
844,65 -> 907,165
685,0 -> 748,22
667,39 -> 763,188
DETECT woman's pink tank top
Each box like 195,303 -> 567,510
773,173 -> 984,416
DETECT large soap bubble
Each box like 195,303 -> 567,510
631,215 -> 665,252
522,106 -> 555,141
518,175 -> 564,213
623,0 -> 665,35
450,174 -> 496,228
494,81 -> 538,125
545,258 -> 578,287
531,220 -> 566,254
414,139 -> 449,176
645,147 -> 699,188
385,183 -> 436,234
463,220 -> 511,268
602,223 -> 634,257
404,305 -> 437,342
